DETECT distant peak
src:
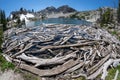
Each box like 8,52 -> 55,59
46,6 -> 56,9
59,5 -> 69,7
38,5 -> 77,14
57,5 -> 76,13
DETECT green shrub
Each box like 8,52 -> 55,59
106,65 -> 120,80
99,8 -> 113,27
111,31 -> 117,35
0,55 -> 15,71
74,76 -> 86,80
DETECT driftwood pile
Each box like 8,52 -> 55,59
2,24 -> 120,80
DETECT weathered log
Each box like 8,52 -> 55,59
65,61 -> 84,73
72,73 -> 87,79
87,66 -> 103,79
28,41 -> 98,54
15,28 -> 30,35
17,50 -> 78,67
47,49 -> 56,56
5,37 -> 31,54
96,50 -> 102,57
19,59 -> 79,76
6,40 -> 18,50
90,49 -> 97,65
33,33 -> 42,41
2,54 -> 12,62
60,35 -> 73,45
113,70 -> 119,80
11,43 -> 34,58
101,59 -> 120,80
88,54 -> 110,74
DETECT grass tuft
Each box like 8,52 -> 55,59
111,31 -> 118,35
0,55 -> 15,71
106,65 -> 120,80
74,76 -> 86,80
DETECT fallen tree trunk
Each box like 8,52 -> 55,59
65,61 -> 84,73
27,41 -> 98,54
5,37 -> 31,54
19,59 -> 79,76
11,43 -> 34,58
60,35 -> 73,45
17,50 -> 78,67
87,66 -> 103,79
101,59 -> 120,80
88,54 -> 110,74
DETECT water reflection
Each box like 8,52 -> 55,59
26,18 -> 92,27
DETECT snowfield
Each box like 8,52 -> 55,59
20,13 -> 34,22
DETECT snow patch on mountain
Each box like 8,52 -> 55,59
20,13 -> 34,22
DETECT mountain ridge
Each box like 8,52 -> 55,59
37,5 -> 77,15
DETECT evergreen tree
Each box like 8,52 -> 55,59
99,8 -> 113,27
32,9 -> 34,13
20,7 -> 24,12
0,9 -> 7,31
17,17 -> 21,25
0,9 -> 1,23
117,0 -> 120,23
103,8 -> 112,23
98,8 -> 103,23
2,10 -> 7,31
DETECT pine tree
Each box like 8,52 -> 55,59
117,0 -> 120,23
0,10 -> 1,23
0,9 -> 3,49
2,10 -> 7,31
32,9 -> 34,13
99,8 -> 113,27
0,9 -> 7,31
20,7 -> 24,12
98,8 -> 103,23
17,17 -> 21,25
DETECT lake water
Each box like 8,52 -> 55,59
26,18 -> 92,27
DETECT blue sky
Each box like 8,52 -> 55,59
0,0 -> 118,17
